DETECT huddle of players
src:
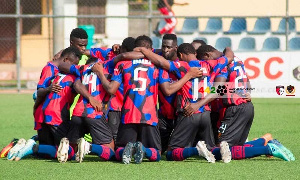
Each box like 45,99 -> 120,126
5,28 -> 295,163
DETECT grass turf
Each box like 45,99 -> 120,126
0,94 -> 299,179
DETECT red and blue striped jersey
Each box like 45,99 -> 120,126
90,48 -> 112,61
169,56 -> 228,114
105,58 -> 124,112
223,57 -> 250,106
210,66 -> 228,112
71,63 -> 111,119
158,68 -> 177,120
42,73 -> 78,126
111,59 -> 160,126
37,62 -> 59,89
34,62 -> 59,130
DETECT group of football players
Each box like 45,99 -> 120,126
1,28 -> 295,163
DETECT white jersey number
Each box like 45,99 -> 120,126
192,68 -> 207,101
82,72 -> 97,92
233,66 -> 247,88
133,67 -> 148,92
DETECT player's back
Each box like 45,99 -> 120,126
73,63 -> 110,119
224,57 -> 250,106
114,58 -> 159,126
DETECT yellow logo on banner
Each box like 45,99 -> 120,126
286,85 -> 295,96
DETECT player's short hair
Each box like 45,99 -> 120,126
70,28 -> 88,40
135,35 -> 152,48
196,45 -> 216,60
177,43 -> 196,57
60,46 -> 82,61
163,34 -> 177,43
122,37 -> 136,52
86,57 -> 98,65
192,39 -> 207,45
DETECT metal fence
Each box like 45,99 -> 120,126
0,0 -> 300,91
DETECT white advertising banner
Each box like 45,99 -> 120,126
235,52 -> 300,98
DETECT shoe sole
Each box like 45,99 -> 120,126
220,141 -> 231,163
196,141 -> 215,163
78,138 -> 85,163
134,142 -> 144,164
57,138 -> 69,163
122,142 -> 134,164
1,143 -> 14,158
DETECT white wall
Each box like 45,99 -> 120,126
64,0 -> 78,48
105,0 -> 128,46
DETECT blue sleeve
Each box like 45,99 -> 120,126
216,70 -> 228,79
158,68 -> 171,84
70,65 -> 81,77
111,64 -> 123,84
111,74 -> 122,84
169,61 -> 183,79
90,48 -> 112,59
219,56 -> 228,70
104,59 -> 115,74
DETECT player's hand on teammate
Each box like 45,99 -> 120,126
52,49 -> 63,62
243,92 -> 251,102
92,62 -> 104,73
183,103 -> 198,117
133,47 -> 146,52
112,44 -> 121,55
187,67 -> 203,78
88,97 -> 102,112
223,47 -> 234,63
50,82 -> 62,93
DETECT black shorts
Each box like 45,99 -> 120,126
169,111 -> 216,150
218,102 -> 254,146
210,111 -> 220,145
67,116 -> 113,145
116,123 -> 161,150
38,121 -> 70,146
192,111 -> 220,146
108,111 -> 121,141
158,113 -> 176,153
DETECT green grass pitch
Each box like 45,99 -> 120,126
0,94 -> 299,179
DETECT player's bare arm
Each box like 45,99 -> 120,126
184,76 -> 227,117
112,51 -> 144,65
112,44 -> 121,55
92,62 -> 120,95
33,83 -> 62,110
223,47 -> 234,64
134,47 -> 171,70
52,49 -> 63,61
73,79 -> 102,112
160,67 -> 203,96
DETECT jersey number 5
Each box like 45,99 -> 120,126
133,67 -> 148,92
